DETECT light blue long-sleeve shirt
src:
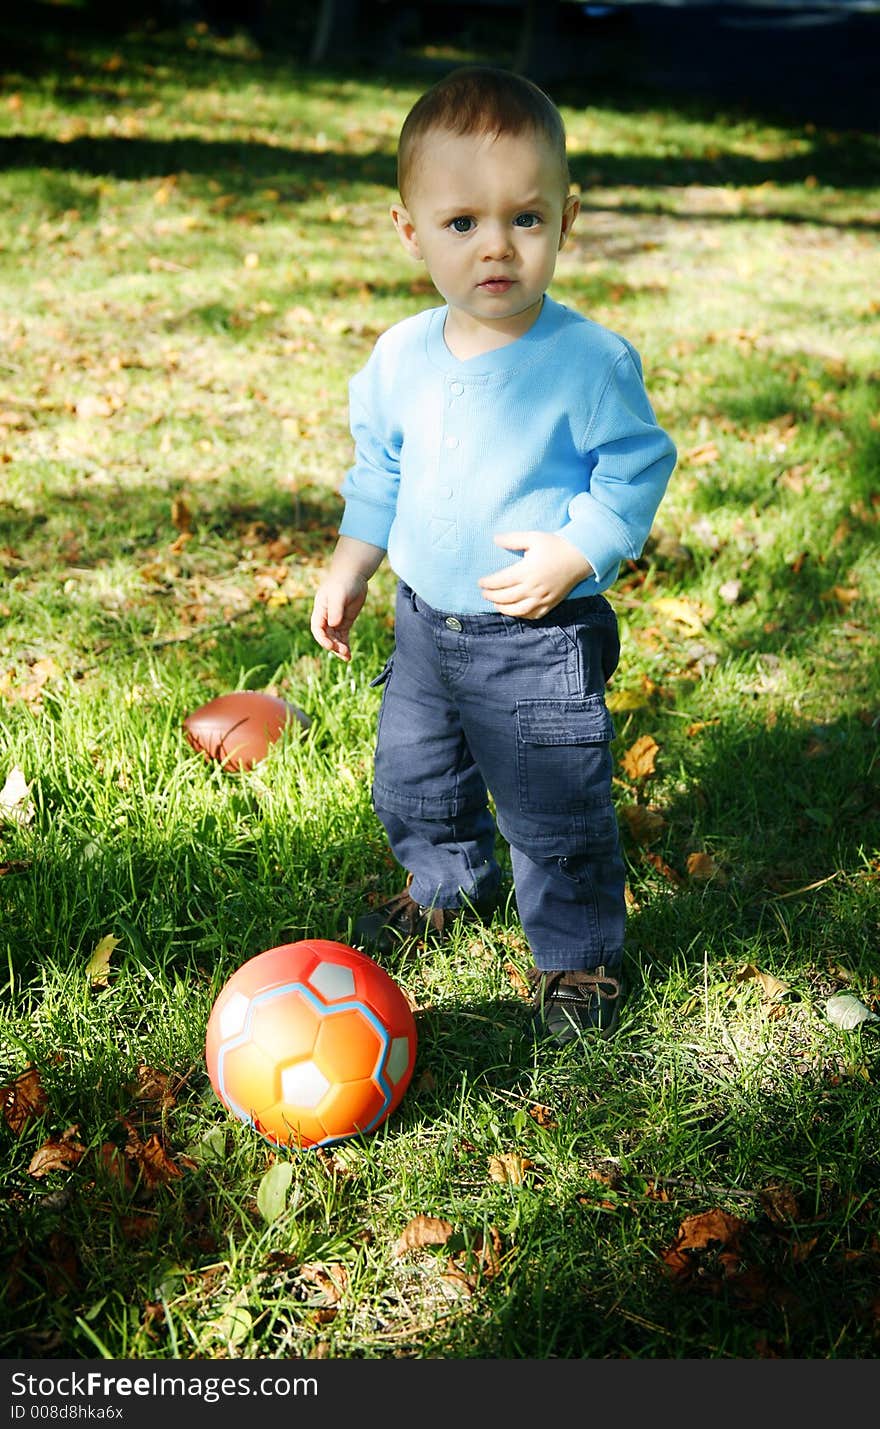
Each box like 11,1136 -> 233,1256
338,295 -> 676,614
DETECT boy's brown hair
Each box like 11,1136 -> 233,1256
397,66 -> 570,204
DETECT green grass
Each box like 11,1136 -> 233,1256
1,3 -> 879,1361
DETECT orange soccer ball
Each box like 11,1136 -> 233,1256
205,940 -> 417,1149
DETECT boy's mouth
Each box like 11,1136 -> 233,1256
478,278 -> 514,293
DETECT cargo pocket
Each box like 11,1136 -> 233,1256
516,696 -> 615,814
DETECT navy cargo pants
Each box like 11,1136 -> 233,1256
369,581 -> 626,972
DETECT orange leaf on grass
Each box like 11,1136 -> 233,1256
394,1215 -> 455,1256
130,1133 -> 183,1188
1,1067 -> 49,1134
821,585 -> 859,608
686,719 -> 719,736
641,850 -> 684,887
620,735 -> 659,780
662,1208 -> 747,1280
528,1102 -> 557,1128
686,851 -> 727,884
504,962 -> 532,999
488,1153 -> 534,1185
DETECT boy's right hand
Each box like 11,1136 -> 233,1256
309,536 -> 386,661
310,577 -> 367,662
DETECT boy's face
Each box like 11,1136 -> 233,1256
391,127 -> 579,347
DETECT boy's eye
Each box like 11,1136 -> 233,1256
449,216 -> 475,234
514,212 -> 542,228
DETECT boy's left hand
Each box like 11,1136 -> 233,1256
479,531 -> 594,618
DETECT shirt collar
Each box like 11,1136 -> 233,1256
426,295 -> 568,376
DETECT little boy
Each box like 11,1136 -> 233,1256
310,66 -> 676,1045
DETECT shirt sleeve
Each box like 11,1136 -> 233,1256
337,355 -> 401,551
556,343 -> 677,583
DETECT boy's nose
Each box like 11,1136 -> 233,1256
480,224 -> 514,260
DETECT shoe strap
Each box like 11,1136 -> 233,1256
531,967 -> 622,1003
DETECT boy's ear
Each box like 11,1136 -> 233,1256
558,192 -> 580,249
390,202 -> 423,260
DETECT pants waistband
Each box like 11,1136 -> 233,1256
398,580 -> 613,635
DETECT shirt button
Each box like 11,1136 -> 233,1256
449,381 -> 464,396
445,616 -> 463,631
444,435 -> 459,449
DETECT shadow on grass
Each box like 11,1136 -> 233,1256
2,1 -> 879,209
3,132 -> 879,222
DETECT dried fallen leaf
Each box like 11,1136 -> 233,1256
576,1166 -> 622,1210
528,1102 -> 556,1128
620,802 -> 666,845
476,1225 -> 503,1278
120,1213 -> 159,1241
441,1226 -> 504,1292
820,585 -> 859,608
790,1235 -> 819,1264
644,1179 -> 670,1201
130,1064 -> 175,1111
487,1153 -> 533,1185
652,595 -> 712,634
662,1208 -> 746,1280
759,1183 -> 801,1224
394,1214 -> 455,1257
641,850 -> 684,886
620,734 -> 659,780
299,1262 -> 348,1305
686,850 -> 727,884
826,993 -> 879,1030
134,1133 -> 183,1187
171,495 -> 192,533
1,1067 -> 49,1134
504,962 -> 532,999
683,440 -> 720,466
735,963 -> 791,1001
686,719 -> 720,736
439,1264 -> 476,1298
28,1126 -> 87,1178
86,933 -> 119,987
606,688 -> 649,713
99,1141 -> 136,1189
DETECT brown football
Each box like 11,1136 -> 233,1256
183,691 -> 310,772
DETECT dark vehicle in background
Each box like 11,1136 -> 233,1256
305,0 -> 879,128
